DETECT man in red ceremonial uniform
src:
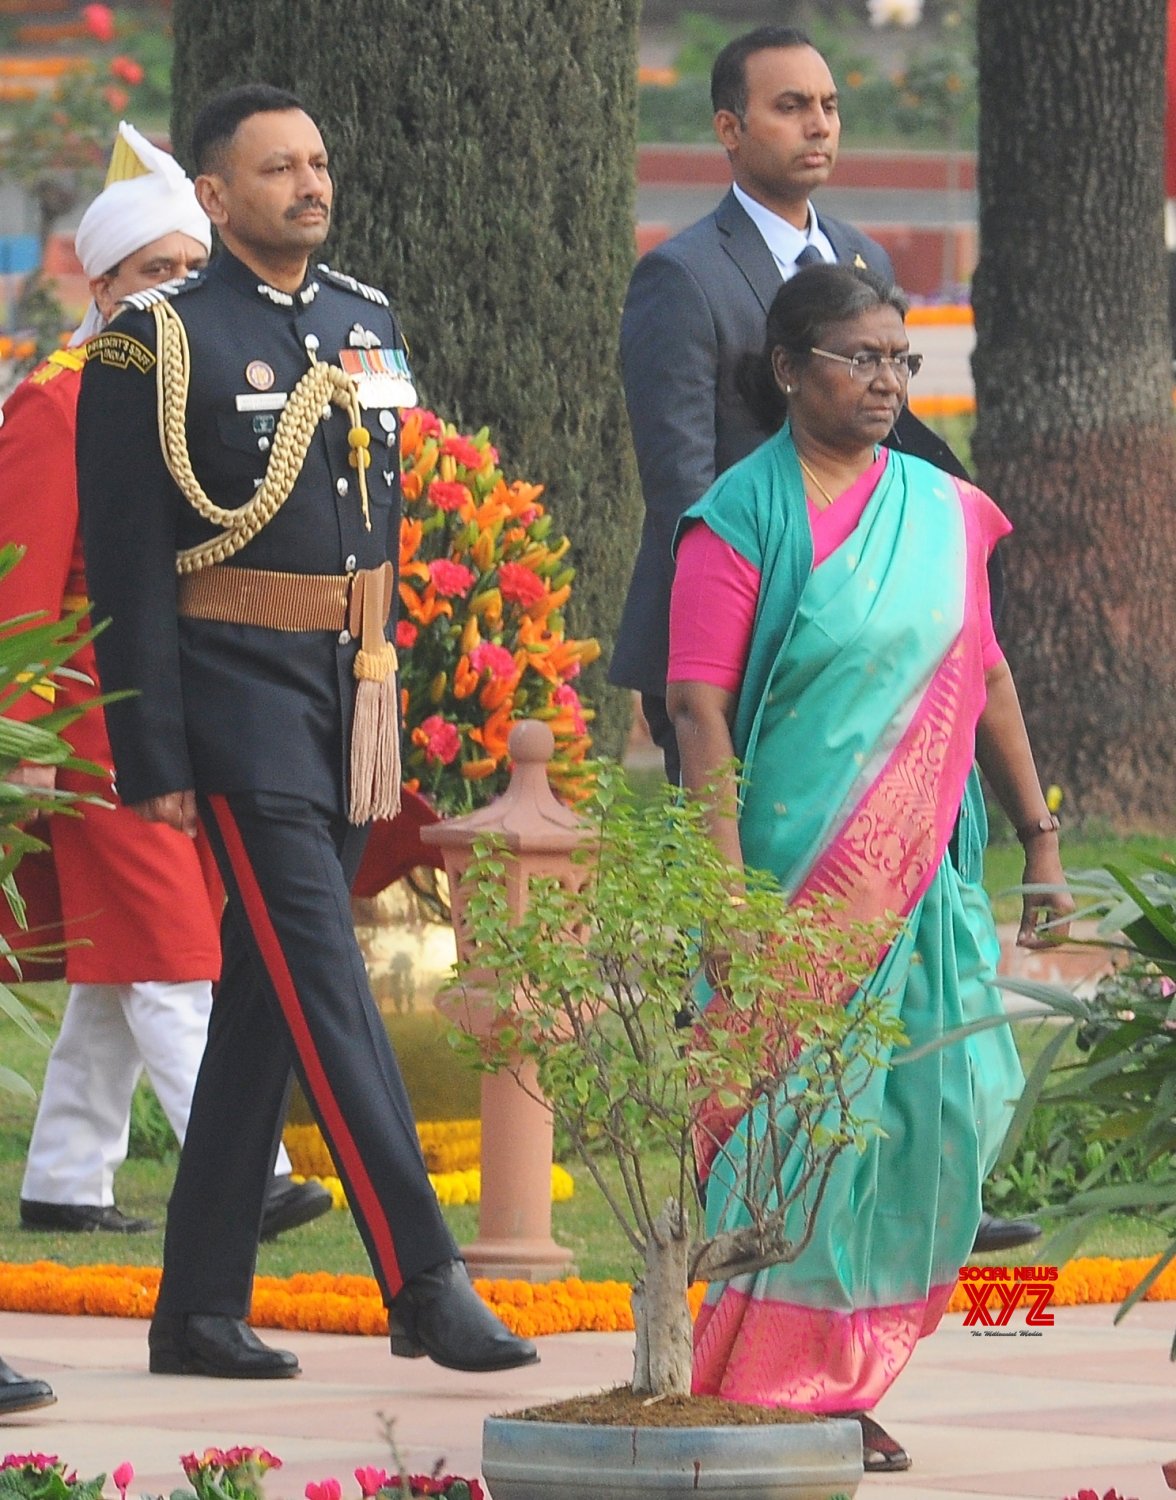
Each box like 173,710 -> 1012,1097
0,122 -> 330,1240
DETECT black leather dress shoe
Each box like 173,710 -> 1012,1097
148,1314 -> 300,1379
259,1175 -> 333,1241
20,1200 -> 154,1234
972,1211 -> 1043,1254
0,1356 -> 55,1414
391,1259 -> 539,1373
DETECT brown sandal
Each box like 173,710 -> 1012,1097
834,1412 -> 912,1473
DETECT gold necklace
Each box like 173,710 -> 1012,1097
798,455 -> 838,510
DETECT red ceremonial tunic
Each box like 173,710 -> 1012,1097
0,351 -> 222,982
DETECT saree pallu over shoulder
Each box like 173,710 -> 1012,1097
684,433 -> 1022,1413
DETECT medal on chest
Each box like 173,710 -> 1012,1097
338,346 -> 417,409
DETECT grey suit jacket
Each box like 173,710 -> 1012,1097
611,189 -> 970,697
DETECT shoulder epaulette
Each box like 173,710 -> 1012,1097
29,347 -> 87,384
315,264 -> 389,307
119,270 -> 205,313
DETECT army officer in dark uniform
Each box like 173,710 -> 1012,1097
77,83 -> 537,1380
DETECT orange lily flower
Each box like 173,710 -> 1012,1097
460,757 -> 498,780
401,470 -> 423,502
411,585 -> 454,627
453,655 -> 480,700
470,702 -> 515,761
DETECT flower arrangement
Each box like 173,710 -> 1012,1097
0,1452 -> 482,1500
281,1119 -> 573,1206
397,409 -> 599,815
5,1253 -> 1176,1338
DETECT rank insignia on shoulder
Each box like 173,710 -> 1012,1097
85,331 -> 156,373
338,346 -> 416,409
30,348 -> 87,384
316,264 -> 390,307
119,275 -> 194,313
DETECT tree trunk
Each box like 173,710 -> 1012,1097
170,0 -> 642,756
972,0 -> 1176,826
631,1198 -> 692,1397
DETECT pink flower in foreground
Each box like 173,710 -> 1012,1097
305,1480 -> 342,1500
113,1462 -> 134,1499
469,641 -> 516,681
396,620 -> 418,649
428,558 -> 475,598
354,1466 -> 390,1497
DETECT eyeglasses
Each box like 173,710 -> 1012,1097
809,347 -> 923,380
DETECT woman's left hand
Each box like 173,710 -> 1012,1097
1015,841 -> 1076,948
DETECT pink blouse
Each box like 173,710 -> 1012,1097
668,452 -> 1004,692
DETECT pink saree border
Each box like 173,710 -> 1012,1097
693,1280 -> 957,1411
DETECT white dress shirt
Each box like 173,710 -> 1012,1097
732,184 -> 836,279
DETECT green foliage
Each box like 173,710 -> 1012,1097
997,854 -> 1176,1346
0,545 -> 113,1099
454,762 -> 902,1285
672,11 -> 736,76
0,1458 -> 104,1500
170,0 -> 643,757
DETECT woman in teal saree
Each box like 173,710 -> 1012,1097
667,265 -> 1072,1470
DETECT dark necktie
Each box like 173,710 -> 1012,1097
794,244 -> 824,270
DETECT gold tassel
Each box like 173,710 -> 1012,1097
348,563 -> 401,824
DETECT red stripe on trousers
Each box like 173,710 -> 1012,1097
206,793 -> 405,1296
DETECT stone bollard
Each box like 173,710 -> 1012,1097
421,719 -> 589,1280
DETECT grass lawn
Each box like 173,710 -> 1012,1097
0,976 -> 1170,1285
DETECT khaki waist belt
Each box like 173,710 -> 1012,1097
177,561 -> 393,634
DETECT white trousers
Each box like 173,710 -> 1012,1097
21,980 -> 292,1205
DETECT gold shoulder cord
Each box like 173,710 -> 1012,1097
151,299 -> 371,575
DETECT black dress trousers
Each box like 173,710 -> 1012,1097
155,790 -> 457,1318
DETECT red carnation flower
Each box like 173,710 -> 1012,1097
428,558 -> 475,597
441,434 -> 488,470
427,479 -> 471,512
470,641 -> 516,680
396,620 -> 418,649
497,562 -> 546,608
416,715 -> 461,765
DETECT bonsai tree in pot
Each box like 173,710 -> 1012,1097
453,761 -> 902,1404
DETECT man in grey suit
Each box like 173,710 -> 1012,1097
613,25 -> 1034,1259
613,25 -> 973,781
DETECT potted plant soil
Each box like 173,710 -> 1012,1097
451,761 -> 900,1500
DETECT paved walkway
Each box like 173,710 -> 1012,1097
2,1300 -> 1173,1499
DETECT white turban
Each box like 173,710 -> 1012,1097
70,122 -> 211,344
